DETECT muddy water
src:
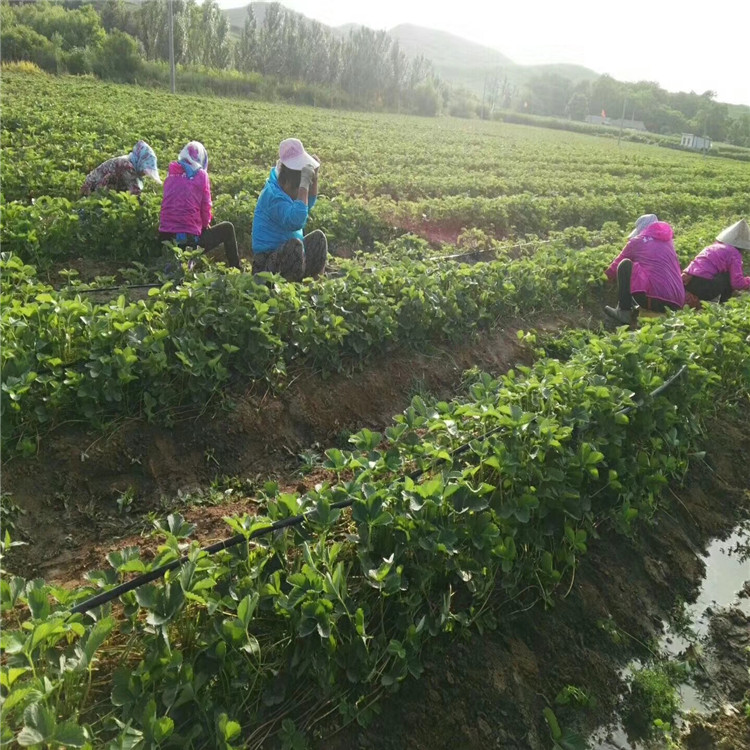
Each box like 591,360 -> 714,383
589,523 -> 750,750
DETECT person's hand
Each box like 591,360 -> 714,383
310,154 -> 320,189
300,163 -> 315,190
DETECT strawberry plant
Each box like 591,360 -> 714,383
2,297 -> 749,747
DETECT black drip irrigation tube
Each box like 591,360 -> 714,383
68,365 -> 687,617
73,283 -> 163,294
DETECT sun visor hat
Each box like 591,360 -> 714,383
278,138 -> 319,171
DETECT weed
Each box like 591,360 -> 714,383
115,487 -> 135,515
555,684 -> 595,710
298,448 -> 322,476
625,665 -> 681,731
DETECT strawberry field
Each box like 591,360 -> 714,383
2,70 -> 750,749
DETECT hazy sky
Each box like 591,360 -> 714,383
219,0 -> 749,106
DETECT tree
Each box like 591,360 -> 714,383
136,0 -> 162,60
236,5 -> 257,73
388,40 -> 407,112
525,73 -> 572,117
14,2 -> 105,51
0,24 -> 58,71
210,11 -> 232,69
566,92 -> 589,121
726,115 -> 750,147
411,80 -> 440,117
692,100 -> 728,141
92,30 -> 142,82
589,74 -> 624,118
257,2 -> 285,76
100,0 -> 137,36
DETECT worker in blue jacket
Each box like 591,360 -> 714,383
251,138 -> 327,281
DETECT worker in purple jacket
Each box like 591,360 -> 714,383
158,141 -> 240,268
604,214 -> 685,325
682,219 -> 750,307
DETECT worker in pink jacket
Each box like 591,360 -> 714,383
682,219 -> 750,307
159,141 -> 240,268
604,214 -> 685,325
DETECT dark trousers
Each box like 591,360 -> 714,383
252,230 -> 327,282
685,272 -> 732,303
160,222 -> 240,268
617,259 -> 681,312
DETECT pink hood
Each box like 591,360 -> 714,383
640,221 -> 673,242
168,162 -> 189,177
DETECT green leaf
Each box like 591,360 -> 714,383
543,707 -> 561,740
54,720 -> 88,747
80,616 -> 116,668
18,703 -> 56,745
237,593 -> 259,629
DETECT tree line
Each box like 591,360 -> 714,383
2,0 -> 749,144
1,0 -> 446,115
518,72 -> 750,147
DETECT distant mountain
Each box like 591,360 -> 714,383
224,2 -> 273,30
388,24 -> 513,69
222,3 -> 599,96
388,24 -> 598,96
333,22 -> 365,37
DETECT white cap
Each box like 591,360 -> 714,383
278,138 -> 319,171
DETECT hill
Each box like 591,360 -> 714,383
222,5 -> 600,97
388,23 -> 513,70
388,24 -> 598,96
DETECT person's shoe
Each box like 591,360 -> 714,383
604,305 -> 637,325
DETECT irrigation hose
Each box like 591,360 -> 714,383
74,283 -> 163,294
68,365 -> 687,617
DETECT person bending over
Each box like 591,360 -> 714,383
81,140 -> 161,197
251,138 -> 327,282
158,141 -> 240,269
682,219 -> 750,308
604,214 -> 685,325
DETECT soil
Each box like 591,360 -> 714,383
317,417 -> 750,750
396,217 -> 466,246
704,607 -> 750,703
671,602 -> 750,750
2,312 -> 593,584
681,710 -> 750,750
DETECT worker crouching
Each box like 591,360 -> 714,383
251,138 -> 327,282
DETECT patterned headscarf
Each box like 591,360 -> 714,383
628,213 -> 658,239
178,141 -> 208,179
129,141 -> 161,184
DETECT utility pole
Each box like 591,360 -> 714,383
481,73 -> 487,120
168,0 -> 176,94
617,96 -> 627,146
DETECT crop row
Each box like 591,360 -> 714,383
1,232 -> 616,453
2,297 -> 749,747
4,71 -> 750,212
4,187 -> 747,271
4,211 -> 743,456
0,192 -> 396,269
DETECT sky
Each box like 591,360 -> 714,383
219,0 -> 750,107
